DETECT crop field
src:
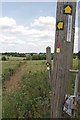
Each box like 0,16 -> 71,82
2,58 -> 80,118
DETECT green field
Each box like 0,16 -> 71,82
2,61 -> 24,83
2,61 -> 20,72
2,58 -> 80,118
2,60 -> 51,118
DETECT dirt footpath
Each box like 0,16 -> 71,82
3,63 -> 25,94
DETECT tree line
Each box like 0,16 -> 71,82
1,52 -> 54,61
1,51 -> 80,61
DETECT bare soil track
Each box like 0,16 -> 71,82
3,63 -> 25,94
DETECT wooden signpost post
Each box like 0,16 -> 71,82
51,0 -> 76,118
46,47 -> 52,86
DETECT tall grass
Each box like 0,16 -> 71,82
2,61 -> 51,118
2,59 -> 80,118
2,61 -> 23,83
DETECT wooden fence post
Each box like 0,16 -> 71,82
46,47 -> 52,86
77,70 -> 80,117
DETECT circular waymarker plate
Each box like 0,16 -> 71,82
47,67 -> 50,70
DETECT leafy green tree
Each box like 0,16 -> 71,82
2,56 -> 6,61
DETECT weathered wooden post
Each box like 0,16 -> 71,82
46,47 -> 52,86
71,69 -> 80,117
77,70 -> 80,117
69,69 -> 79,117
78,70 -> 80,96
0,59 -> 2,119
51,0 -> 76,118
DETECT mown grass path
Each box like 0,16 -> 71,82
3,63 -> 26,94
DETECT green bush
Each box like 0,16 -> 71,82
2,56 -> 7,61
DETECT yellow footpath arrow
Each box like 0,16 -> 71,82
57,22 -> 63,30
64,5 -> 72,14
56,48 -> 60,53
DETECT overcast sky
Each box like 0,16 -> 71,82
0,1 -> 79,53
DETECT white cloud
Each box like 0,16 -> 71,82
31,16 -> 56,32
11,25 -> 25,33
0,17 -> 16,28
32,16 -> 55,26
0,16 -> 78,53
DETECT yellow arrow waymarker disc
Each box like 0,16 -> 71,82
64,5 -> 72,15
56,48 -> 60,53
47,63 -> 49,66
64,6 -> 72,13
57,22 -> 64,30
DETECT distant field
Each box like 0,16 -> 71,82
2,60 -> 47,80
2,61 -> 21,72
8,56 -> 26,61
0,56 -> 26,61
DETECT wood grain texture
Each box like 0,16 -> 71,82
51,1 -> 76,118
